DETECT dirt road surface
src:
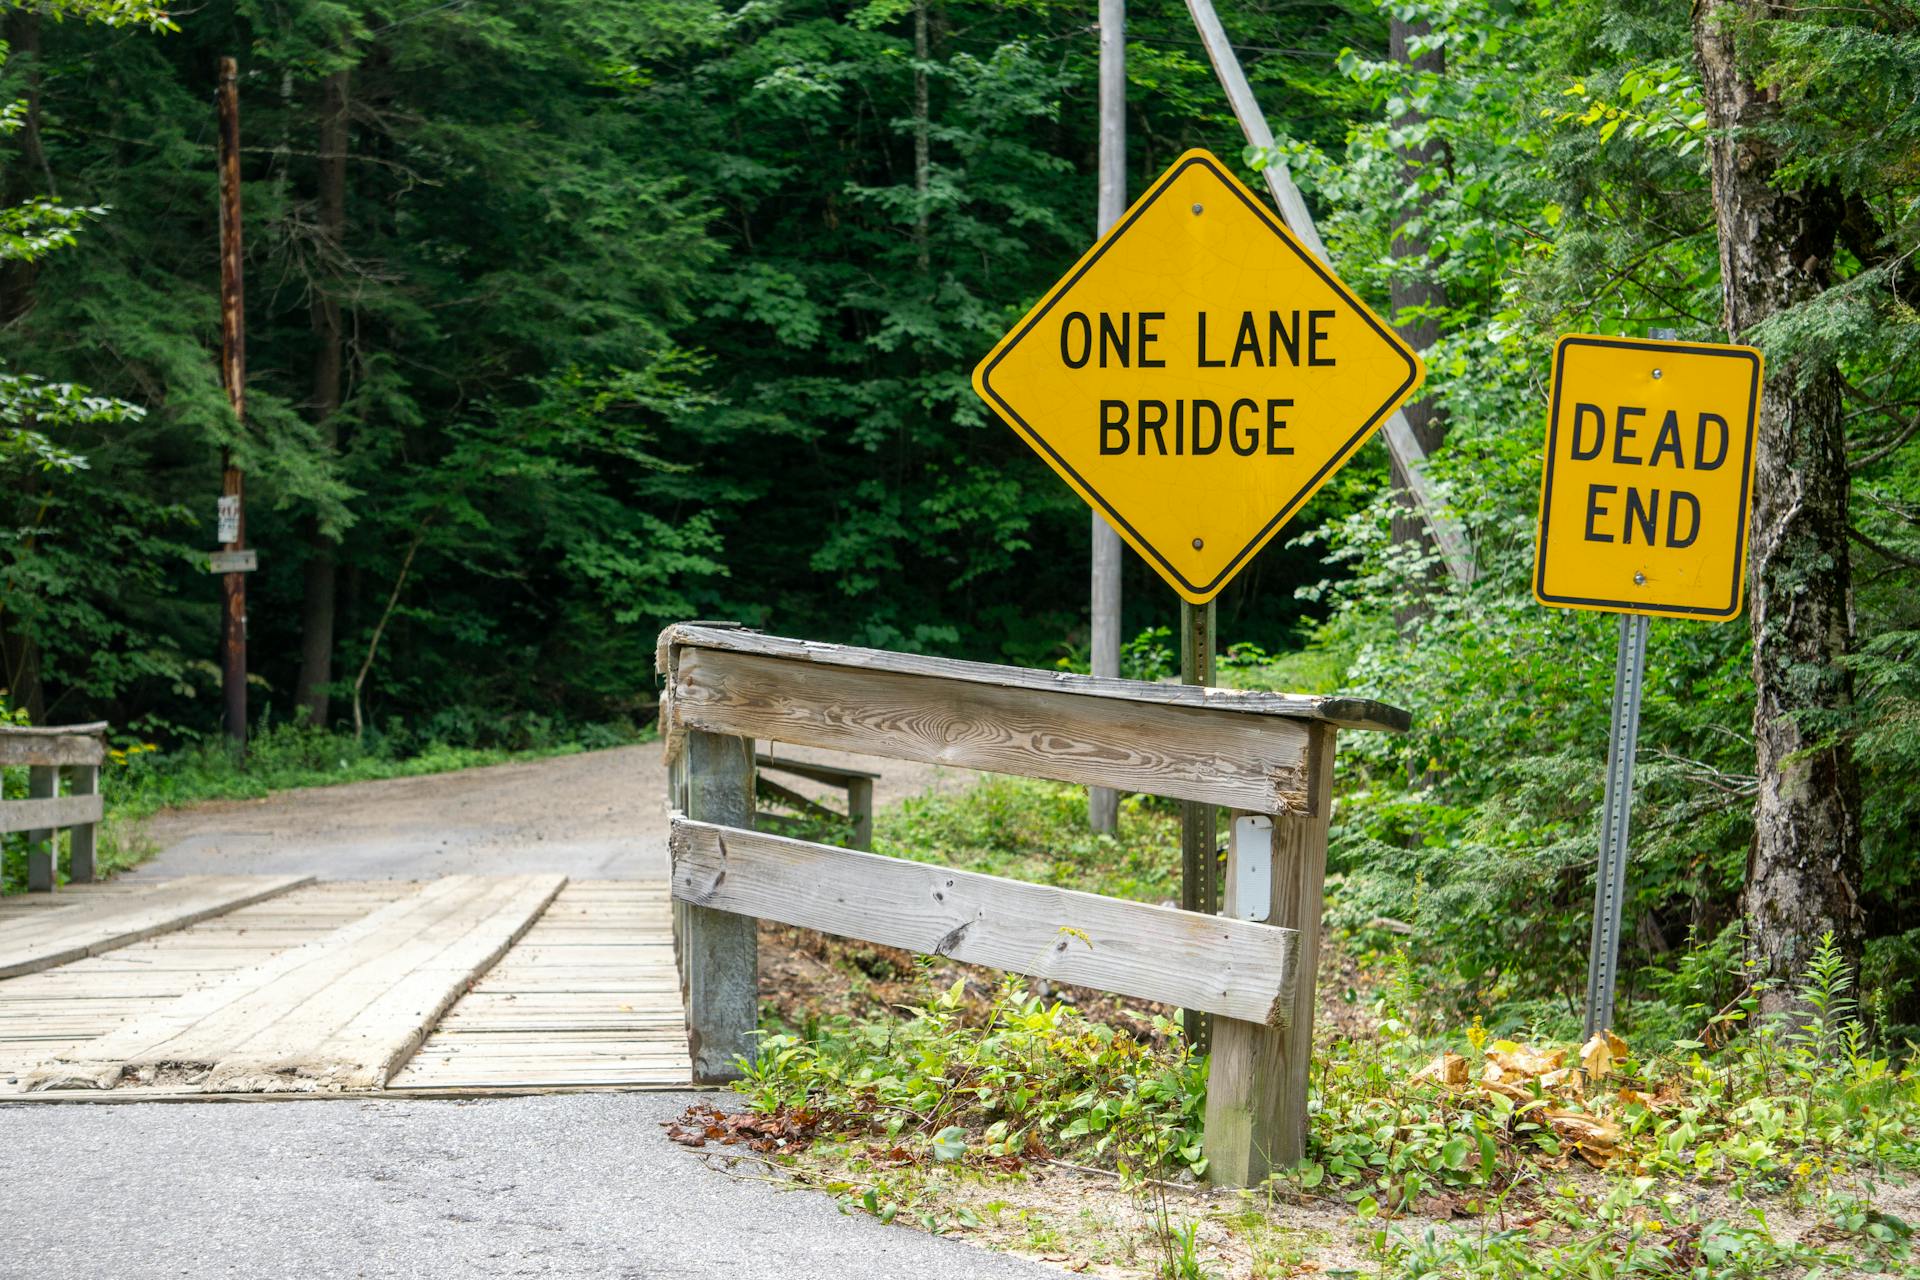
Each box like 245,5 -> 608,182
130,742 -> 977,882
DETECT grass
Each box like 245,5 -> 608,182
723,775 -> 1920,1279
1,716 -> 649,892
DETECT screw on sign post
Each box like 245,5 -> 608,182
1532,327 -> 1763,1038
973,147 -> 1425,1051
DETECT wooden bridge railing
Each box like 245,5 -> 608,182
754,753 -> 876,850
657,623 -> 1408,1186
1,723 -> 108,892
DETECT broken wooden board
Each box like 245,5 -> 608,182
0,875 -> 314,980
0,882 -> 408,1087
389,880 -> 690,1091
671,817 -> 1299,1025
20,874 -> 564,1094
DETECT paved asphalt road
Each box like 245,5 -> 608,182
2,1093 -> 1053,1279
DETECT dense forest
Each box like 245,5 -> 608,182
3,0 -> 1917,1037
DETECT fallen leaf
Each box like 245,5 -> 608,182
1412,1052 -> 1470,1087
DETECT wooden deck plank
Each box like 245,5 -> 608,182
0,883 -> 413,1088
18,875 -> 564,1094
0,875 -> 313,979
389,880 -> 689,1090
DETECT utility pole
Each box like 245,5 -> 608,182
217,56 -> 248,752
1088,0 -> 1124,835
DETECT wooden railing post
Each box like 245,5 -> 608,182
67,764 -> 99,884
25,765 -> 58,892
846,775 -> 874,852
672,728 -> 759,1083
1203,722 -> 1335,1186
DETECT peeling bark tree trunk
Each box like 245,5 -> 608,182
1692,2 -> 1864,1009
296,69 -> 349,728
1386,18 -> 1450,592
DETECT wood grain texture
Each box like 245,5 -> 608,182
0,881 -> 405,1085
755,754 -> 882,785
0,875 -> 314,979
1205,724 -> 1336,1186
21,875 -> 563,1093
0,734 -> 105,767
0,791 -> 103,836
675,731 -> 758,1084
388,880 -> 690,1091
663,624 -> 1410,732
670,646 -> 1317,814
671,817 -> 1298,1024
66,765 -> 97,883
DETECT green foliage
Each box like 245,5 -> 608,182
739,971 -> 1210,1177
1317,937 -> 1920,1277
875,774 -> 1190,904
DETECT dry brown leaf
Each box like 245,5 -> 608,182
1413,1052 -> 1470,1087
1486,1041 -> 1565,1078
1579,1030 -> 1630,1081
1546,1108 -> 1624,1167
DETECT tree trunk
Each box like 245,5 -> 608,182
1692,2 -> 1864,1010
911,0 -> 930,275
296,69 -> 349,728
2,11 -> 48,723
1385,18 -> 1450,588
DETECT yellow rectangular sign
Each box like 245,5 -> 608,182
1534,334 -> 1762,621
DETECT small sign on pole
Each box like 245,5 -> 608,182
217,494 -> 241,545
1534,329 -> 1762,1038
207,549 -> 258,574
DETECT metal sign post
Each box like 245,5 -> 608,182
1583,609 -> 1649,1038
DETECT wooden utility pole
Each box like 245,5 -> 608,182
1087,0 -> 1124,835
217,57 -> 248,752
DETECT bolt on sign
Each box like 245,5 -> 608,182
1534,335 -> 1763,621
972,149 -> 1425,605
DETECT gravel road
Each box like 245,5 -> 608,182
129,742 -> 976,882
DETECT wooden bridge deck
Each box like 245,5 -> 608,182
0,876 -> 691,1100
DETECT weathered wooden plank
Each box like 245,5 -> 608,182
670,646 -> 1319,814
664,625 -> 1410,733
21,875 -> 564,1093
0,875 -> 314,979
391,879 -> 693,1092
1205,725 -> 1336,1186
671,817 -> 1298,1024
755,754 -> 882,786
674,730 -> 758,1084
23,765 -> 57,891
66,765 -> 98,883
755,775 -> 845,826
0,734 -> 104,767
0,791 -> 103,836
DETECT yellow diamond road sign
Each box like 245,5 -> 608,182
972,148 -> 1425,605
1534,334 -> 1762,622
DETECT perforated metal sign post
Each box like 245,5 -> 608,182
972,148 -> 1425,606
1534,329 -> 1763,1038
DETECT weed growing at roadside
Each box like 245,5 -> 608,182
740,968 -> 1208,1177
